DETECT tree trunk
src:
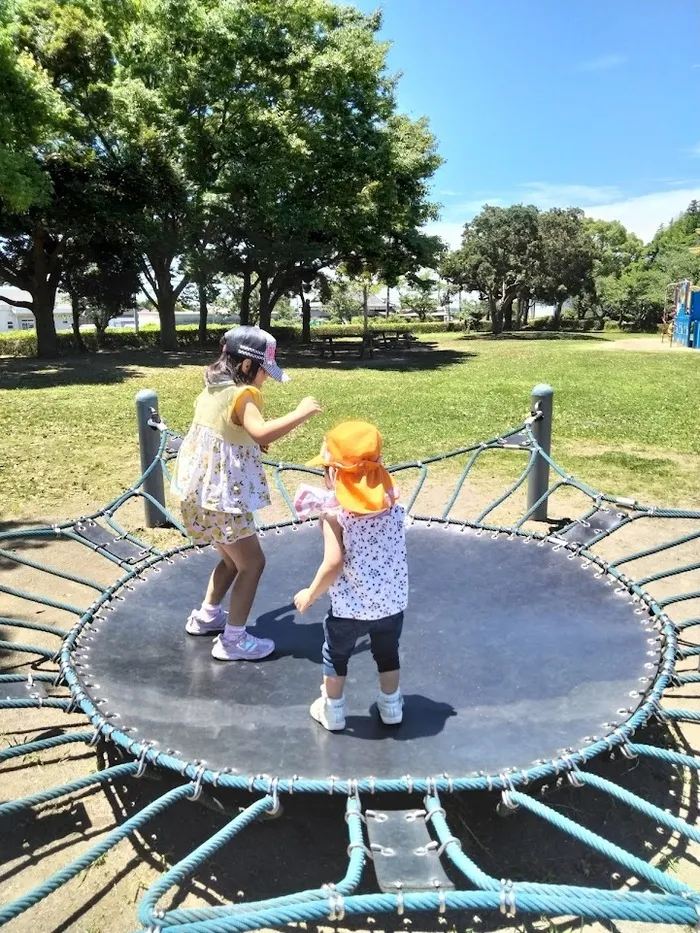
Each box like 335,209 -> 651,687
144,255 -> 181,350
95,319 -> 107,349
554,299 -> 564,329
31,231 -> 60,359
362,284 -> 369,335
300,290 -> 311,343
158,288 -> 177,350
68,289 -> 86,353
33,296 -> 58,358
197,278 -> 208,345
258,278 -> 272,331
386,284 -> 390,318
503,298 -> 514,332
489,295 -> 503,335
239,271 -> 252,325
515,292 -> 529,330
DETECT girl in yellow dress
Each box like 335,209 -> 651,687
171,326 -> 321,661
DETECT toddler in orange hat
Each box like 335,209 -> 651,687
293,421 -> 408,731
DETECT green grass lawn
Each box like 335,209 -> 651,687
2,332 -> 699,520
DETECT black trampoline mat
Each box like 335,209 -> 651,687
74,523 -> 656,780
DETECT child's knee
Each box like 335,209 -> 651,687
252,549 -> 266,575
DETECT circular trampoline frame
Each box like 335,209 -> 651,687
58,518 -> 674,797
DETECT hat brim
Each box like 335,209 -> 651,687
262,361 -> 290,383
305,453 -> 326,468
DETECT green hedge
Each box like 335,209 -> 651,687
0,319 -> 464,358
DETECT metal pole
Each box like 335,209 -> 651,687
135,388 -> 167,528
527,383 -> 554,522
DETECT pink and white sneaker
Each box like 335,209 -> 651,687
185,607 -> 227,636
211,628 -> 275,661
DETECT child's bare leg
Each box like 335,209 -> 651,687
379,669 -> 400,695
221,535 -> 266,627
323,674 -> 346,701
204,546 -> 237,605
211,535 -> 273,661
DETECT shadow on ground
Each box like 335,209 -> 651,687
0,349 -> 210,391
282,341 -> 476,372
0,341 -> 476,391
0,520 -> 54,555
43,716 -> 690,933
457,331 -> 608,343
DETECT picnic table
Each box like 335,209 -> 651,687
366,327 -> 417,350
313,327 -> 417,359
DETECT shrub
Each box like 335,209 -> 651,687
0,319 -> 460,358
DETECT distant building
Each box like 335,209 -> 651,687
0,287 -> 73,333
308,293 -> 396,320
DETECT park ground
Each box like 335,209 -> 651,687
2,331 -> 700,933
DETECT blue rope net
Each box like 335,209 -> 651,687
2,399 -> 700,930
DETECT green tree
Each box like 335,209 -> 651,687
321,278 -> 360,323
64,236 -> 141,344
0,0 -> 142,356
0,5 -> 55,212
537,208 -> 595,326
585,218 -> 644,278
400,272 -> 438,320
206,1 -> 442,330
448,205 -> 542,335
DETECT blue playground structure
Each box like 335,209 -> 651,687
670,280 -> 700,347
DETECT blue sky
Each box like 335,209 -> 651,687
351,0 -> 700,245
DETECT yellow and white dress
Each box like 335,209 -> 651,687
170,381 -> 270,544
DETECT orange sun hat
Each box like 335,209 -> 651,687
306,421 -> 398,515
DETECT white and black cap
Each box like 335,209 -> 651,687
223,326 -> 290,383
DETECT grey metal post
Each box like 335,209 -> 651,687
135,388 -> 167,528
527,383 -> 554,522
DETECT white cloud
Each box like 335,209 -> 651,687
690,143 -> 700,158
424,221 -> 464,249
427,184 -> 700,247
452,197 -> 504,214
577,53 -> 627,73
519,182 -> 622,208
585,187 -> 700,242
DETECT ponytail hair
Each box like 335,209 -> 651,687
205,344 -> 261,386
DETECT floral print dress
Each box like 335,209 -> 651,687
171,381 -> 270,545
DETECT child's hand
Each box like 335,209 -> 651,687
295,397 -> 322,421
294,588 -> 313,613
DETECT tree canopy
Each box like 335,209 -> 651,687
0,0 -> 442,356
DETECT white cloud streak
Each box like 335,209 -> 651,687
577,53 -> 627,73
427,185 -> 700,247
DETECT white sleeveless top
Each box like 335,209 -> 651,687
329,505 -> 408,621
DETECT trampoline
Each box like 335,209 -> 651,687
76,523 -> 657,781
3,383 -> 700,932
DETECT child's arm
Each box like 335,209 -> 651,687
239,395 -> 321,447
294,516 -> 344,613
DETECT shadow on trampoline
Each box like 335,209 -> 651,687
90,717 -> 695,933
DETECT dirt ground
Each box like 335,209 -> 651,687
600,338 -> 695,354
3,473 -> 700,933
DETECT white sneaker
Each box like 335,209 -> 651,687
310,692 -> 346,731
377,689 -> 403,725
185,607 -> 227,636
211,629 -> 275,661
